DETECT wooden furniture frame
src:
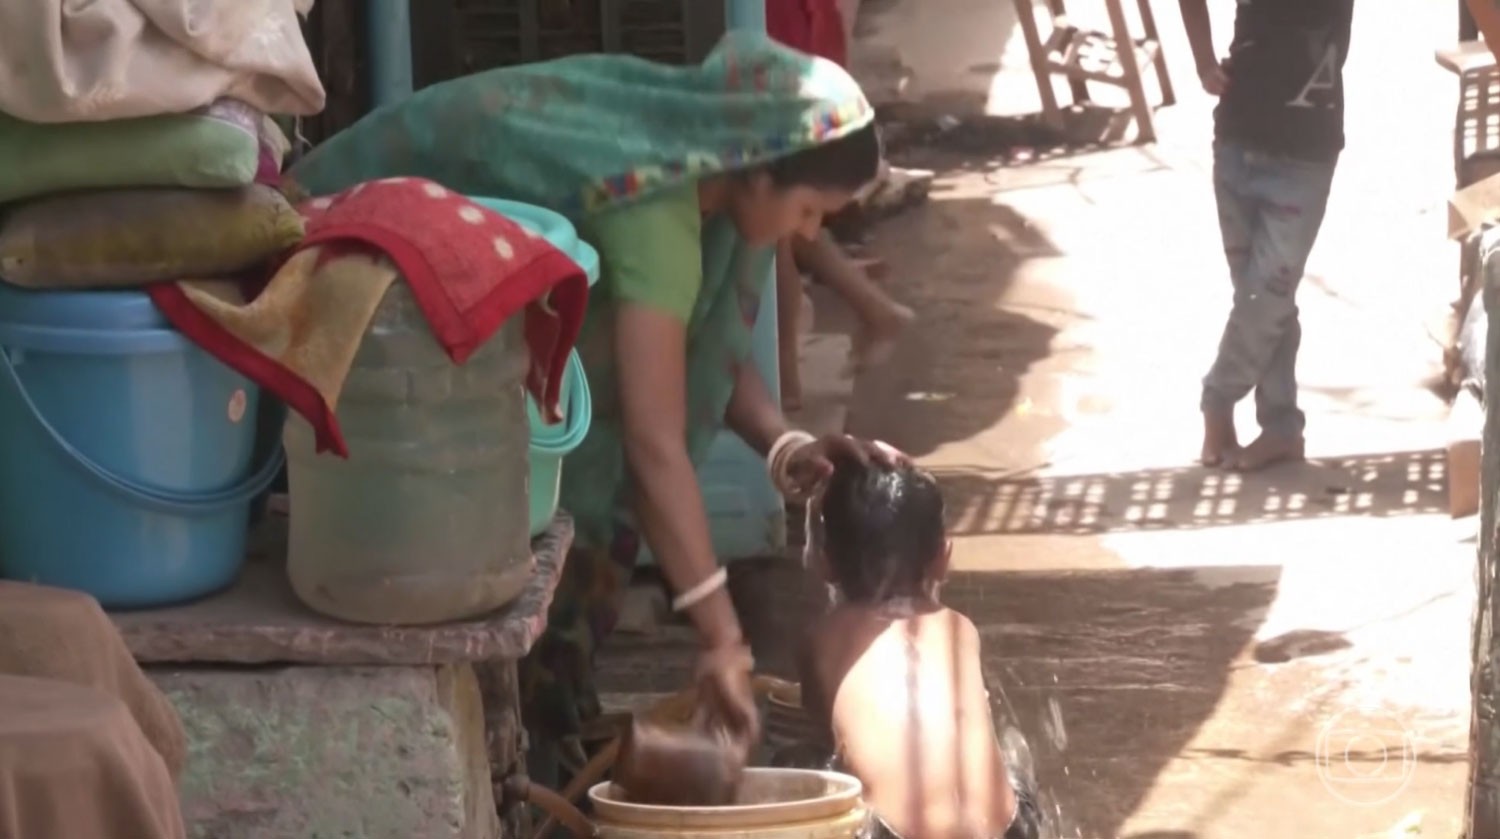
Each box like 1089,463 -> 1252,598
1011,0 -> 1175,143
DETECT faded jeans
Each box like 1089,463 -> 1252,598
1201,141 -> 1337,439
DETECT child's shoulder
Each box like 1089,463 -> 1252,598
944,605 -> 981,638
906,604 -> 980,639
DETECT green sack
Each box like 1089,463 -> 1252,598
0,99 -> 262,205
0,186 -> 305,288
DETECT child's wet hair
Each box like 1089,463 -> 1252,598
820,453 -> 945,603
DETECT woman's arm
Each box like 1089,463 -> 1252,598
725,359 -> 790,458
615,303 -> 743,650
725,349 -> 908,501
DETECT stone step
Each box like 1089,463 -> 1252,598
154,663 -> 497,839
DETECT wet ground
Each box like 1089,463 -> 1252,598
598,3 -> 1476,836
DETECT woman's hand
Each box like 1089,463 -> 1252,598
695,641 -> 760,752
777,433 -> 907,502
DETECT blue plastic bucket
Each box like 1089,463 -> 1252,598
0,285 -> 284,609
526,349 -> 592,535
472,198 -> 601,535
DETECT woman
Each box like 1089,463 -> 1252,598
287,31 -> 895,785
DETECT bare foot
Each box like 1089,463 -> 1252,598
1231,433 -> 1305,472
848,303 -> 916,373
1201,411 -> 1239,467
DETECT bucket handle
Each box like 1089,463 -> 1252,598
0,347 -> 286,516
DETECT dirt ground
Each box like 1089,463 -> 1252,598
598,3 -> 1478,837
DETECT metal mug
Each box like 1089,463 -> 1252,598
613,716 -> 748,806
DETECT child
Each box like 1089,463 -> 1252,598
776,232 -> 916,410
798,456 -> 1041,839
1178,0 -> 1354,471
766,0 -> 915,410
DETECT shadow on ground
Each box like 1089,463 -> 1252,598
845,179 -> 1064,459
936,447 -> 1449,537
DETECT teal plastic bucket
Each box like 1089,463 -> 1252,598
473,198 -> 601,284
0,285 -> 284,609
472,198 -> 600,535
526,349 -> 592,535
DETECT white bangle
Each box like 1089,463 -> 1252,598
767,430 -> 816,489
672,567 -> 728,613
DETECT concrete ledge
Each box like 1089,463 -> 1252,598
155,663 -> 497,839
112,514 -> 573,666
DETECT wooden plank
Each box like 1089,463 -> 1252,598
1011,0 -> 1066,128
1046,37 -> 1160,87
1104,0 -> 1154,142
1136,0 -> 1174,106
1049,0 -> 1090,103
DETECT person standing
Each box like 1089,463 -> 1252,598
1179,0 -> 1355,471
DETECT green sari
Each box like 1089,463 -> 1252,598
288,30 -> 874,785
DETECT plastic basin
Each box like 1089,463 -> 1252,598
472,197 -> 600,535
471,197 -> 600,289
526,348 -> 591,535
589,768 -> 864,835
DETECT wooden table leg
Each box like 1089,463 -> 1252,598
1013,0 -> 1066,129
1106,0 -> 1156,143
1050,0 -> 1090,106
1137,0 -> 1175,107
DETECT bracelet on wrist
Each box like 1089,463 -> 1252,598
767,430 -> 816,493
672,567 -> 728,613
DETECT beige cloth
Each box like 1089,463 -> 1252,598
0,674 -> 185,839
0,582 -> 186,778
0,0 -> 325,123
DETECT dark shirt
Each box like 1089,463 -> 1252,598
1214,0 -> 1355,161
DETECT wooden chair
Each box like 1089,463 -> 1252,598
1011,0 -> 1175,143
1437,43 -> 1500,317
1438,42 -> 1500,190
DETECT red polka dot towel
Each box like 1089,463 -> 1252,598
149,177 -> 589,457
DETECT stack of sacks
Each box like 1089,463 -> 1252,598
0,102 -> 308,291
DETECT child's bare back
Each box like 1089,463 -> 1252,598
798,456 -> 1031,839
803,602 -> 1015,839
